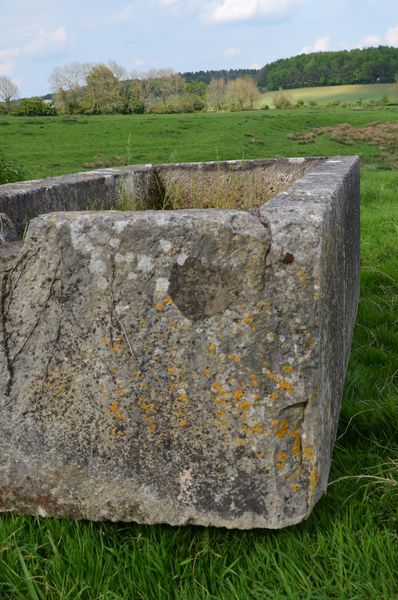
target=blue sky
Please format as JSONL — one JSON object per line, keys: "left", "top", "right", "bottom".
{"left": 1, "top": 0, "right": 398, "bottom": 97}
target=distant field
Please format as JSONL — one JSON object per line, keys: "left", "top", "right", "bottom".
{"left": 260, "top": 82, "right": 398, "bottom": 107}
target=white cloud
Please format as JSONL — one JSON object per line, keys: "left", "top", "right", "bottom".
{"left": 301, "top": 35, "right": 330, "bottom": 54}
{"left": 205, "top": 0, "right": 303, "bottom": 24}
{"left": 0, "top": 27, "right": 68, "bottom": 60}
{"left": 250, "top": 62, "right": 262, "bottom": 69}
{"left": 156, "top": 0, "right": 179, "bottom": 5}
{"left": 359, "top": 34, "right": 382, "bottom": 48}
{"left": 116, "top": 4, "right": 135, "bottom": 23}
{"left": 385, "top": 25, "right": 398, "bottom": 46}
{"left": 0, "top": 61, "right": 15, "bottom": 75}
{"left": 224, "top": 47, "right": 241, "bottom": 57}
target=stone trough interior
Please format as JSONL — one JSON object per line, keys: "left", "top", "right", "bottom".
{"left": 0, "top": 156, "right": 360, "bottom": 529}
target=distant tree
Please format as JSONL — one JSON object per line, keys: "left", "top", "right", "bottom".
{"left": 0, "top": 76, "right": 19, "bottom": 113}
{"left": 107, "top": 60, "right": 127, "bottom": 81}
{"left": 143, "top": 69, "right": 185, "bottom": 109}
{"left": 206, "top": 78, "right": 226, "bottom": 111}
{"left": 49, "top": 62, "right": 91, "bottom": 113}
{"left": 86, "top": 64, "right": 122, "bottom": 113}
{"left": 185, "top": 80, "right": 207, "bottom": 97}
{"left": 226, "top": 77, "right": 261, "bottom": 111}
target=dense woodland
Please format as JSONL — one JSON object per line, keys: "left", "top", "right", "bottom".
{"left": 258, "top": 46, "right": 398, "bottom": 89}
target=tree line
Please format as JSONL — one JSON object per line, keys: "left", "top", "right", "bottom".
{"left": 258, "top": 46, "right": 398, "bottom": 90}
{"left": 0, "top": 63, "right": 261, "bottom": 116}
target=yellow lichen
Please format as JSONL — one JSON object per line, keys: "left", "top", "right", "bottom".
{"left": 282, "top": 365, "right": 294, "bottom": 374}
{"left": 239, "top": 401, "right": 251, "bottom": 411}
{"left": 253, "top": 423, "right": 265, "bottom": 434}
{"left": 309, "top": 466, "right": 319, "bottom": 493}
{"left": 303, "top": 446, "right": 315, "bottom": 461}
{"left": 156, "top": 303, "right": 164, "bottom": 311}
{"left": 208, "top": 343, "right": 216, "bottom": 353}
{"left": 275, "top": 419, "right": 288, "bottom": 439}
{"left": 277, "top": 451, "right": 288, "bottom": 462}
{"left": 242, "top": 315, "right": 253, "bottom": 325}
{"left": 164, "top": 296, "right": 173, "bottom": 305}
{"left": 236, "top": 438, "right": 245, "bottom": 447}
{"left": 228, "top": 354, "right": 241, "bottom": 363}
{"left": 234, "top": 389, "right": 244, "bottom": 400}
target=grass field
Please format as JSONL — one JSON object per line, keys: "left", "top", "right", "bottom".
{"left": 260, "top": 82, "right": 398, "bottom": 108}
{"left": 0, "top": 108, "right": 398, "bottom": 598}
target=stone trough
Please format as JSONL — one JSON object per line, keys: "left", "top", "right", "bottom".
{"left": 0, "top": 157, "right": 360, "bottom": 529}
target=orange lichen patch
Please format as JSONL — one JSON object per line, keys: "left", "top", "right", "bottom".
{"left": 290, "top": 483, "right": 300, "bottom": 493}
{"left": 309, "top": 466, "right": 319, "bottom": 493}
{"left": 275, "top": 419, "right": 289, "bottom": 439}
{"left": 239, "top": 401, "right": 251, "bottom": 411}
{"left": 212, "top": 382, "right": 228, "bottom": 396}
{"left": 290, "top": 466, "right": 302, "bottom": 480}
{"left": 111, "top": 427, "right": 117, "bottom": 436}
{"left": 168, "top": 382, "right": 176, "bottom": 393}
{"left": 133, "top": 370, "right": 141, "bottom": 378}
{"left": 252, "top": 327, "right": 257, "bottom": 333}
{"left": 204, "top": 367, "right": 211, "bottom": 378}
{"left": 101, "top": 337, "right": 110, "bottom": 345}
{"left": 46, "top": 380, "right": 53, "bottom": 389}
{"left": 208, "top": 343, "right": 217, "bottom": 353}
{"left": 111, "top": 368, "right": 117, "bottom": 375}
{"left": 216, "top": 410, "right": 225, "bottom": 418}
{"left": 277, "top": 381, "right": 294, "bottom": 394}
{"left": 276, "top": 462, "right": 285, "bottom": 471}
{"left": 234, "top": 389, "right": 244, "bottom": 400}
{"left": 181, "top": 418, "right": 187, "bottom": 428}
{"left": 291, "top": 431, "right": 301, "bottom": 457}
{"left": 236, "top": 438, "right": 245, "bottom": 447}
{"left": 116, "top": 386, "right": 126, "bottom": 397}
{"left": 138, "top": 315, "right": 147, "bottom": 326}
{"left": 242, "top": 315, "right": 253, "bottom": 325}
{"left": 271, "top": 419, "right": 279, "bottom": 426}
{"left": 140, "top": 382, "right": 148, "bottom": 390}
{"left": 303, "top": 446, "right": 315, "bottom": 461}
{"left": 119, "top": 431, "right": 126, "bottom": 437}
{"left": 254, "top": 394, "right": 261, "bottom": 402}
{"left": 253, "top": 423, "right": 265, "bottom": 434}
{"left": 282, "top": 365, "right": 294, "bottom": 374}
{"left": 228, "top": 354, "right": 241, "bottom": 363}
{"left": 156, "top": 303, "right": 164, "bottom": 311}
{"left": 271, "top": 392, "right": 278, "bottom": 400}
{"left": 277, "top": 451, "right": 288, "bottom": 462}
{"left": 164, "top": 296, "right": 173, "bottom": 305}
{"left": 104, "top": 400, "right": 125, "bottom": 421}
{"left": 177, "top": 394, "right": 188, "bottom": 403}
{"left": 167, "top": 367, "right": 177, "bottom": 376}
{"left": 309, "top": 337, "right": 317, "bottom": 346}
{"left": 251, "top": 373, "right": 259, "bottom": 387}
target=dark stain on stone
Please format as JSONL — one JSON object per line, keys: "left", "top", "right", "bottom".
{"left": 282, "top": 252, "right": 294, "bottom": 264}
{"left": 169, "top": 257, "right": 239, "bottom": 321}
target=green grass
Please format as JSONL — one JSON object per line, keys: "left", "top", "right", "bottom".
{"left": 0, "top": 109, "right": 398, "bottom": 598}
{"left": 260, "top": 82, "right": 398, "bottom": 108}
{"left": 2, "top": 107, "right": 398, "bottom": 179}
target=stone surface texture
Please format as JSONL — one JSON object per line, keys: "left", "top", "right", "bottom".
{"left": 0, "top": 157, "right": 360, "bottom": 529}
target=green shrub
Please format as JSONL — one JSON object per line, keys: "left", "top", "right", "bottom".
{"left": 13, "top": 97, "right": 56, "bottom": 116}
{"left": 273, "top": 91, "right": 292, "bottom": 109}
{"left": 0, "top": 151, "right": 25, "bottom": 184}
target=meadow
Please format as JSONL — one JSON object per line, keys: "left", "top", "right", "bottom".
{"left": 0, "top": 108, "right": 397, "bottom": 598}
{"left": 260, "top": 82, "right": 398, "bottom": 108}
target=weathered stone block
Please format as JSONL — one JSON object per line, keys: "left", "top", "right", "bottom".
{"left": 0, "top": 157, "right": 360, "bottom": 528}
